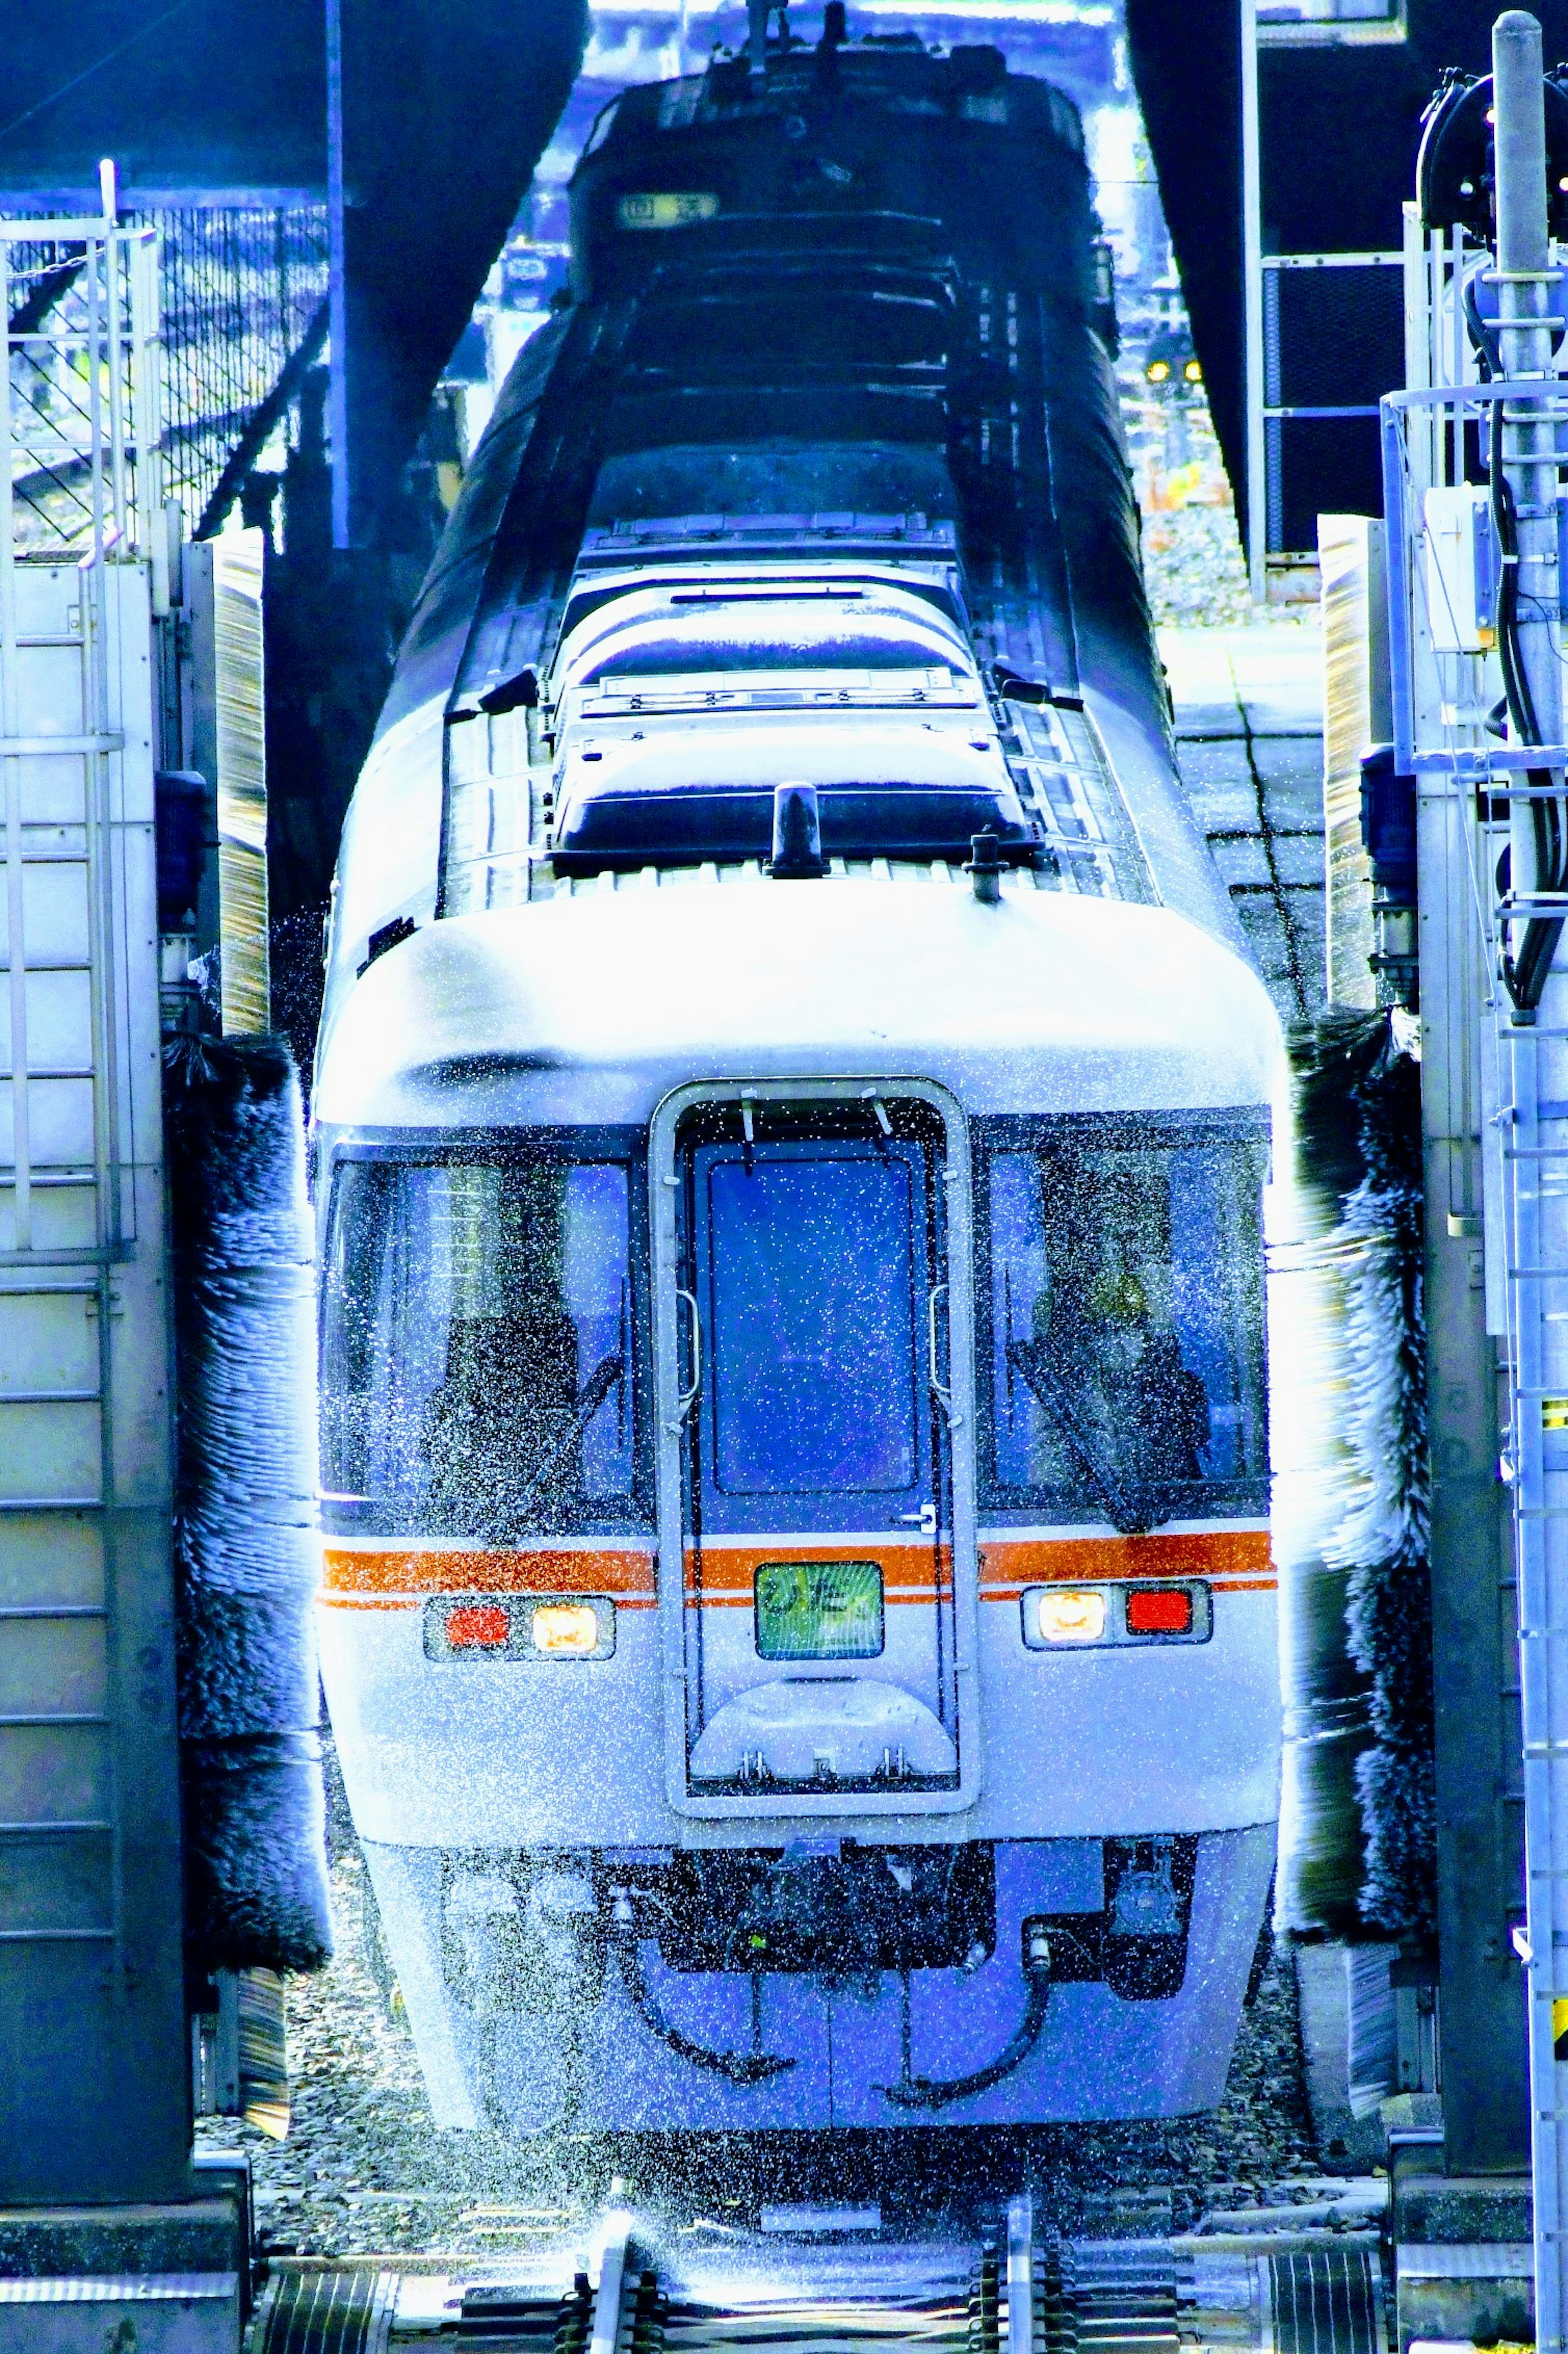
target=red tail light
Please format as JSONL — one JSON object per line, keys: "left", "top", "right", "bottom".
{"left": 1126, "top": 1587, "right": 1194, "bottom": 1637}
{"left": 445, "top": 1602, "right": 512, "bottom": 1650}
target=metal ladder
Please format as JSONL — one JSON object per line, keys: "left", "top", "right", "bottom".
{"left": 0, "top": 185, "right": 191, "bottom": 2200}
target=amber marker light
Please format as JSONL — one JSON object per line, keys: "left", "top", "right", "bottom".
{"left": 531, "top": 1603, "right": 604, "bottom": 1656}
{"left": 1035, "top": 1588, "right": 1107, "bottom": 1644}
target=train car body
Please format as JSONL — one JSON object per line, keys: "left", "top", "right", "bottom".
{"left": 313, "top": 25, "right": 1284, "bottom": 2134}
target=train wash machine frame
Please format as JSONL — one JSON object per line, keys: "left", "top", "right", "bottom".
{"left": 0, "top": 175, "right": 265, "bottom": 2347}
{"left": 1378, "top": 13, "right": 1568, "bottom": 2349}
{"left": 649, "top": 1075, "right": 982, "bottom": 1821}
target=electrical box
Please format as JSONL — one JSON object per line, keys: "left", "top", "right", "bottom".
{"left": 1424, "top": 484, "right": 1498, "bottom": 653}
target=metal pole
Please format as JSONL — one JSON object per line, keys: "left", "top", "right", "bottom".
{"left": 1241, "top": 0, "right": 1265, "bottom": 600}
{"left": 1493, "top": 12, "right": 1560, "bottom": 788}
{"left": 1492, "top": 14, "right": 1568, "bottom": 2347}
{"left": 1007, "top": 2196, "right": 1038, "bottom": 2354}
{"left": 326, "top": 0, "right": 351, "bottom": 549}
{"left": 129, "top": 229, "right": 169, "bottom": 612}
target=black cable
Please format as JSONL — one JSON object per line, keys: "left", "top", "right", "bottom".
{"left": 1489, "top": 441, "right": 1566, "bottom": 1013}
{"left": 1463, "top": 271, "right": 1501, "bottom": 381}
{"left": 1463, "top": 258, "right": 1563, "bottom": 1005}
{"left": 1493, "top": 459, "right": 1564, "bottom": 1007}
{"left": 878, "top": 1958, "right": 1051, "bottom": 2110}
{"left": 612, "top": 1925, "right": 796, "bottom": 2085}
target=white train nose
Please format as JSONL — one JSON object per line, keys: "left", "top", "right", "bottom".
{"left": 688, "top": 1677, "right": 958, "bottom": 1784}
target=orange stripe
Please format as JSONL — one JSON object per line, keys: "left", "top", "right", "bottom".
{"left": 319, "top": 1590, "right": 658, "bottom": 1615}
{"left": 321, "top": 1545, "right": 657, "bottom": 1598}
{"left": 683, "top": 1540, "right": 947, "bottom": 1604}
{"left": 321, "top": 1530, "right": 1274, "bottom": 1608}
{"left": 320, "top": 1583, "right": 1269, "bottom": 1616}
{"left": 319, "top": 1592, "right": 419, "bottom": 1612}
{"left": 981, "top": 1582, "right": 1274, "bottom": 1601}
{"left": 984, "top": 1582, "right": 1281, "bottom": 1601}
{"left": 979, "top": 1529, "right": 1272, "bottom": 1587}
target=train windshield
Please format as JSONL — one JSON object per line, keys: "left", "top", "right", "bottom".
{"left": 704, "top": 1151, "right": 921, "bottom": 1496}
{"left": 983, "top": 1127, "right": 1266, "bottom": 1523}
{"left": 321, "top": 1156, "right": 635, "bottom": 1538}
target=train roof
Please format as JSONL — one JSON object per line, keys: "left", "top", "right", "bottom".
{"left": 577, "top": 38, "right": 1088, "bottom": 175}
{"left": 313, "top": 875, "right": 1281, "bottom": 1142}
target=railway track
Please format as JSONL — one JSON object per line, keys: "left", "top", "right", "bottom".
{"left": 252, "top": 2198, "right": 1386, "bottom": 2354}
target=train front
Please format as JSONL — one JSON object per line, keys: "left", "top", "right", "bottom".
{"left": 312, "top": 24, "right": 1283, "bottom": 2137}
{"left": 314, "top": 860, "right": 1282, "bottom": 2134}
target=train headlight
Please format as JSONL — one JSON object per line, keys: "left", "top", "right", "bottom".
{"left": 1146, "top": 359, "right": 1171, "bottom": 384}
{"left": 1183, "top": 358, "right": 1203, "bottom": 384}
{"left": 1031, "top": 1587, "right": 1107, "bottom": 1644}
{"left": 531, "top": 1602, "right": 606, "bottom": 1656}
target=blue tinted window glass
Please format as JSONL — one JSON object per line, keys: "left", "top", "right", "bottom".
{"left": 707, "top": 1154, "right": 919, "bottom": 1496}
{"left": 988, "top": 1137, "right": 1264, "bottom": 1505}
{"left": 321, "top": 1158, "right": 633, "bottom": 1536}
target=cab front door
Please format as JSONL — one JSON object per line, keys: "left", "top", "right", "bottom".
{"left": 650, "top": 1080, "right": 981, "bottom": 1820}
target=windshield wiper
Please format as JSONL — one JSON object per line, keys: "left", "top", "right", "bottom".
{"left": 1005, "top": 1338, "right": 1152, "bottom": 1536}
{"left": 508, "top": 1351, "right": 625, "bottom": 1521}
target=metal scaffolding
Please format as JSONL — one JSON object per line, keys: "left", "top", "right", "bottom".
{"left": 3, "top": 185, "right": 327, "bottom": 557}
{"left": 3, "top": 176, "right": 165, "bottom": 574}
{"left": 0, "top": 178, "right": 197, "bottom": 2210}
{"left": 1380, "top": 13, "right": 1568, "bottom": 2338}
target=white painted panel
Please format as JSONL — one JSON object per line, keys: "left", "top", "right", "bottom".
{"left": 0, "top": 1400, "right": 101, "bottom": 1500}
{"left": 0, "top": 1617, "right": 107, "bottom": 1716}
{"left": 18, "top": 752, "right": 88, "bottom": 828}
{"left": 15, "top": 642, "right": 87, "bottom": 737}
{"left": 0, "top": 1289, "right": 98, "bottom": 1391}
{"left": 21, "top": 860, "right": 90, "bottom": 963}
{"left": 0, "top": 1722, "right": 109, "bottom": 1821}
{"left": 0, "top": 1513, "right": 105, "bottom": 1608}
{"left": 13, "top": 563, "right": 80, "bottom": 637}
{"left": 10, "top": 1076, "right": 97, "bottom": 1167}
{"left": 0, "top": 1182, "right": 98, "bottom": 1254}
{"left": 18, "top": 968, "right": 93, "bottom": 1077}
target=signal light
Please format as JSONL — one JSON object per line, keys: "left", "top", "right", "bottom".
{"left": 1126, "top": 1587, "right": 1194, "bottom": 1637}
{"left": 446, "top": 1602, "right": 512, "bottom": 1650}
{"left": 426, "top": 1595, "right": 616, "bottom": 1660}
{"left": 1021, "top": 1579, "right": 1209, "bottom": 1650}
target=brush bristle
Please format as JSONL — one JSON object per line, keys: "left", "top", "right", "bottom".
{"left": 1272, "top": 1009, "right": 1434, "bottom": 1944}
{"left": 165, "top": 1031, "right": 332, "bottom": 1974}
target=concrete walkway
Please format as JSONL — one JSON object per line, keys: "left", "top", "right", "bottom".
{"left": 1160, "top": 618, "right": 1326, "bottom": 1025}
